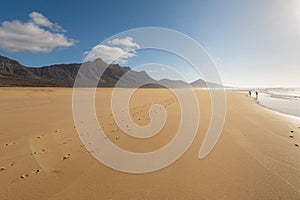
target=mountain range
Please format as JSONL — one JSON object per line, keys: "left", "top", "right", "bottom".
{"left": 0, "top": 55, "right": 222, "bottom": 88}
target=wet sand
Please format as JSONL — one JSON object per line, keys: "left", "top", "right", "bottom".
{"left": 0, "top": 88, "right": 300, "bottom": 199}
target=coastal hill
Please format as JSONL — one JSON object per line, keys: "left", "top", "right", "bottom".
{"left": 0, "top": 55, "right": 221, "bottom": 88}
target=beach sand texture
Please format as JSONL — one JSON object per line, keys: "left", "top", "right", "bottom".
{"left": 0, "top": 88, "right": 300, "bottom": 199}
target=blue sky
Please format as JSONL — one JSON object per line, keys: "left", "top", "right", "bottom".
{"left": 0, "top": 0, "right": 300, "bottom": 87}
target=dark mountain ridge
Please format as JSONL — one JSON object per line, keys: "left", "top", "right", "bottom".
{"left": 0, "top": 55, "right": 222, "bottom": 88}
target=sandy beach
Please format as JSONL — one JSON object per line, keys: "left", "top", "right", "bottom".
{"left": 0, "top": 87, "right": 300, "bottom": 199}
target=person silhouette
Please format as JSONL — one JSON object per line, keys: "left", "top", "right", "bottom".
{"left": 249, "top": 91, "right": 251, "bottom": 96}
{"left": 255, "top": 91, "right": 258, "bottom": 99}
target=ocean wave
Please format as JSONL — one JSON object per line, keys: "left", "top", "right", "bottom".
{"left": 261, "top": 88, "right": 300, "bottom": 100}
{"left": 255, "top": 88, "right": 300, "bottom": 118}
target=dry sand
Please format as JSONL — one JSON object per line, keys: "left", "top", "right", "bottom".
{"left": 0, "top": 87, "right": 300, "bottom": 199}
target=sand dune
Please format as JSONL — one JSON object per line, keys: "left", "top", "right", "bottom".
{"left": 0, "top": 88, "right": 300, "bottom": 199}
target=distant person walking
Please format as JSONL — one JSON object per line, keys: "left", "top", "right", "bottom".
{"left": 249, "top": 91, "right": 251, "bottom": 96}
{"left": 255, "top": 91, "right": 258, "bottom": 99}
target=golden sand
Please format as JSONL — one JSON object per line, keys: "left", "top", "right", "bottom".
{"left": 0, "top": 88, "right": 300, "bottom": 199}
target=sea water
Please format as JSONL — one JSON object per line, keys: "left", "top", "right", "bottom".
{"left": 250, "top": 88, "right": 300, "bottom": 118}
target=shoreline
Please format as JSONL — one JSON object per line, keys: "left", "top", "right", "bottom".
{"left": 238, "top": 89, "right": 300, "bottom": 119}
{"left": 256, "top": 99, "right": 300, "bottom": 123}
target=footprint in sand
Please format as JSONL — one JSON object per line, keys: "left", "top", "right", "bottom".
{"left": 31, "top": 150, "right": 45, "bottom": 156}
{"left": 62, "top": 141, "right": 68, "bottom": 145}
{"left": 18, "top": 170, "right": 40, "bottom": 180}
{"left": 291, "top": 130, "right": 294, "bottom": 133}
{"left": 295, "top": 144, "right": 299, "bottom": 147}
{"left": 4, "top": 142, "right": 16, "bottom": 147}
{"left": 35, "top": 135, "right": 45, "bottom": 139}
{"left": 0, "top": 167, "right": 6, "bottom": 172}
{"left": 289, "top": 135, "right": 294, "bottom": 138}
{"left": 62, "top": 153, "right": 71, "bottom": 160}
{"left": 19, "top": 174, "right": 29, "bottom": 179}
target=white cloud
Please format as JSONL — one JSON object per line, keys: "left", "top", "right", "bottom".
{"left": 29, "top": 11, "right": 65, "bottom": 32}
{"left": 84, "top": 44, "right": 136, "bottom": 64}
{"left": 0, "top": 11, "right": 75, "bottom": 53}
{"left": 108, "top": 37, "right": 140, "bottom": 48}
{"left": 84, "top": 37, "right": 140, "bottom": 64}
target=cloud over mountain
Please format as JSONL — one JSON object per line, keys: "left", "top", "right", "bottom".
{"left": 84, "top": 37, "right": 139, "bottom": 64}
{"left": 108, "top": 37, "right": 140, "bottom": 48}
